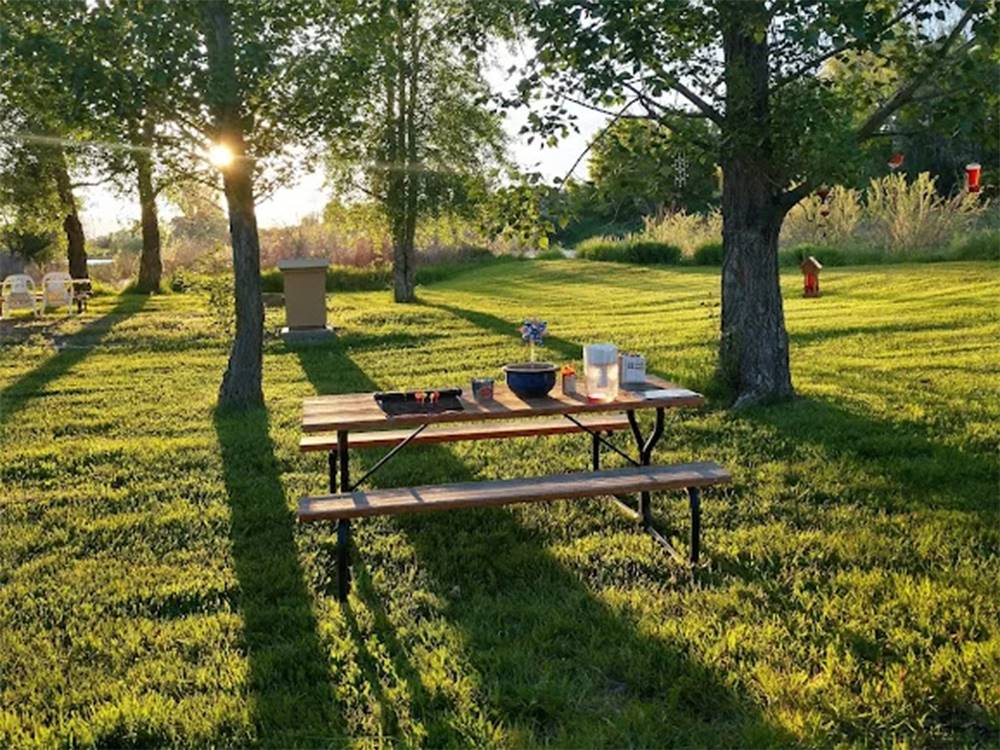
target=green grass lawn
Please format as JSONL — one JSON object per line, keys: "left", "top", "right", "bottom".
{"left": 1, "top": 260, "right": 998, "bottom": 748}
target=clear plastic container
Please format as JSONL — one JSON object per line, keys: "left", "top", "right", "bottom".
{"left": 584, "top": 344, "right": 619, "bottom": 402}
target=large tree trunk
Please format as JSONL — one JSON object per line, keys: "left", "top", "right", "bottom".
{"left": 135, "top": 119, "right": 162, "bottom": 293}
{"left": 204, "top": 0, "right": 264, "bottom": 409}
{"left": 54, "top": 150, "right": 88, "bottom": 280}
{"left": 719, "top": 7, "right": 793, "bottom": 408}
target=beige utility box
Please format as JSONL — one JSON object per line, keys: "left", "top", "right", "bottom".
{"left": 278, "top": 258, "right": 329, "bottom": 331}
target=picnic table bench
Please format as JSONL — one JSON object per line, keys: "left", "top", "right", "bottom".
{"left": 298, "top": 375, "right": 731, "bottom": 600}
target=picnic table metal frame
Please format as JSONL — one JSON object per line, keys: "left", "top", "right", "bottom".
{"left": 303, "top": 376, "right": 704, "bottom": 599}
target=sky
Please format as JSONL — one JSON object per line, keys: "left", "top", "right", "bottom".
{"left": 78, "top": 52, "right": 609, "bottom": 237}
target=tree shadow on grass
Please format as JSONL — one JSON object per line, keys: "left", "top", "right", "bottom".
{"left": 213, "top": 406, "right": 340, "bottom": 747}
{"left": 291, "top": 336, "right": 789, "bottom": 746}
{"left": 787, "top": 319, "right": 968, "bottom": 346}
{"left": 424, "top": 301, "right": 582, "bottom": 362}
{"left": 740, "top": 394, "right": 997, "bottom": 514}
{"left": 0, "top": 294, "right": 147, "bottom": 430}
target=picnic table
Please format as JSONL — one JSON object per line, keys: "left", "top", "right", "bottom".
{"left": 298, "top": 375, "right": 730, "bottom": 600}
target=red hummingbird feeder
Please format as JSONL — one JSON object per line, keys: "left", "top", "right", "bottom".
{"left": 887, "top": 152, "right": 905, "bottom": 171}
{"left": 966, "top": 163, "right": 982, "bottom": 193}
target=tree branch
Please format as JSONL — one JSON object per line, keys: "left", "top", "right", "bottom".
{"left": 855, "top": 2, "right": 979, "bottom": 142}
{"left": 557, "top": 97, "right": 639, "bottom": 186}
{"left": 621, "top": 83, "right": 716, "bottom": 150}
{"left": 773, "top": 0, "right": 924, "bottom": 88}
{"left": 559, "top": 94, "right": 656, "bottom": 121}
{"left": 69, "top": 179, "right": 114, "bottom": 190}
{"left": 646, "top": 61, "right": 725, "bottom": 127}
{"left": 621, "top": 82, "right": 709, "bottom": 120}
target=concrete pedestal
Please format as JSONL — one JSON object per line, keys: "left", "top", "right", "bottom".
{"left": 280, "top": 325, "right": 335, "bottom": 343}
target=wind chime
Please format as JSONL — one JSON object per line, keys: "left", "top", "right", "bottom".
{"left": 672, "top": 151, "right": 689, "bottom": 188}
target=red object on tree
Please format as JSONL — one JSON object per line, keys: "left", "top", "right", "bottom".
{"left": 887, "top": 152, "right": 905, "bottom": 170}
{"left": 966, "top": 163, "right": 982, "bottom": 193}
{"left": 801, "top": 256, "right": 822, "bottom": 298}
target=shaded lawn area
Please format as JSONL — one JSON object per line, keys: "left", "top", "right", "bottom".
{"left": 1, "top": 260, "right": 998, "bottom": 747}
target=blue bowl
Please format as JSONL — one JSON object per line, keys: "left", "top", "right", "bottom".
{"left": 503, "top": 362, "right": 558, "bottom": 399}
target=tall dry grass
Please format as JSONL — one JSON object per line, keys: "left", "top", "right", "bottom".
{"left": 782, "top": 186, "right": 863, "bottom": 247}
{"left": 641, "top": 209, "right": 722, "bottom": 255}
{"left": 638, "top": 172, "right": 987, "bottom": 259}
{"left": 864, "top": 172, "right": 984, "bottom": 254}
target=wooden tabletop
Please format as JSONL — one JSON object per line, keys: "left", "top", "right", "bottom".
{"left": 301, "top": 375, "right": 704, "bottom": 433}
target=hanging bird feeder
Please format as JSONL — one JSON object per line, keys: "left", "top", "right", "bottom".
{"left": 887, "top": 152, "right": 905, "bottom": 171}
{"left": 965, "top": 163, "right": 982, "bottom": 193}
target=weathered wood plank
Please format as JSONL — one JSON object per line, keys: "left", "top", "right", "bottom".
{"left": 301, "top": 376, "right": 703, "bottom": 433}
{"left": 299, "top": 414, "right": 631, "bottom": 452}
{"left": 297, "top": 462, "right": 731, "bottom": 522}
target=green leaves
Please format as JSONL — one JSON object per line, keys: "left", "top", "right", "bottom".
{"left": 588, "top": 118, "right": 719, "bottom": 218}
{"left": 517, "top": 0, "right": 995, "bottom": 203}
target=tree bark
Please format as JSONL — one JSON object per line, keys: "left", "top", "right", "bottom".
{"left": 391, "top": 6, "right": 416, "bottom": 303}
{"left": 53, "top": 150, "right": 88, "bottom": 280}
{"left": 718, "top": 7, "right": 793, "bottom": 408}
{"left": 135, "top": 119, "right": 162, "bottom": 293}
{"left": 203, "top": 0, "right": 264, "bottom": 409}
{"left": 402, "top": 12, "right": 420, "bottom": 302}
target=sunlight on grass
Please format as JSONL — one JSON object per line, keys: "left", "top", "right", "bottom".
{"left": 1, "top": 262, "right": 998, "bottom": 747}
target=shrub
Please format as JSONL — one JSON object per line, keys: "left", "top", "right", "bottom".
{"left": 328, "top": 265, "right": 393, "bottom": 291}
{"left": 167, "top": 270, "right": 196, "bottom": 293}
{"left": 576, "top": 237, "right": 625, "bottom": 262}
{"left": 641, "top": 209, "right": 722, "bottom": 255}
{"left": 535, "top": 247, "right": 566, "bottom": 260}
{"left": 205, "top": 275, "right": 235, "bottom": 335}
{"left": 260, "top": 265, "right": 392, "bottom": 293}
{"left": 257, "top": 252, "right": 508, "bottom": 294}
{"left": 692, "top": 241, "right": 723, "bottom": 265}
{"left": 577, "top": 236, "right": 682, "bottom": 265}
{"left": 949, "top": 230, "right": 1000, "bottom": 261}
{"left": 628, "top": 241, "right": 682, "bottom": 264}
{"left": 780, "top": 242, "right": 896, "bottom": 268}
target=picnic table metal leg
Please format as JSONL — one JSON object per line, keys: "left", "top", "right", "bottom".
{"left": 337, "top": 519, "right": 351, "bottom": 601}
{"left": 591, "top": 431, "right": 601, "bottom": 471}
{"left": 688, "top": 487, "right": 701, "bottom": 564}
{"left": 627, "top": 408, "right": 665, "bottom": 529}
{"left": 625, "top": 408, "right": 700, "bottom": 565}
{"left": 337, "top": 431, "right": 352, "bottom": 601}
{"left": 330, "top": 422, "right": 427, "bottom": 602}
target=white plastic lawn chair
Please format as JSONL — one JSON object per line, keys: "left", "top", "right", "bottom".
{"left": 39, "top": 271, "right": 74, "bottom": 315}
{"left": 1, "top": 274, "right": 38, "bottom": 319}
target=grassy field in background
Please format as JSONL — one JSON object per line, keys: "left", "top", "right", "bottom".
{"left": 1, "top": 261, "right": 998, "bottom": 748}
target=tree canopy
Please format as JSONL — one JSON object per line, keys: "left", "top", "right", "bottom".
{"left": 323, "top": 0, "right": 512, "bottom": 301}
